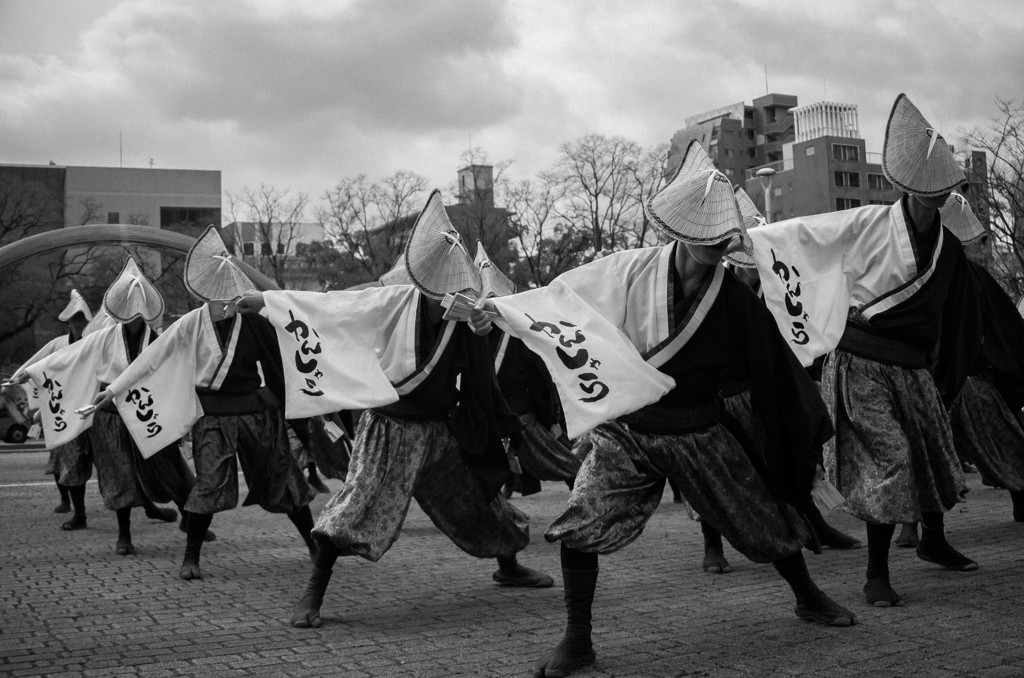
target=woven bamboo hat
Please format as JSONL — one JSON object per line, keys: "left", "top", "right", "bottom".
{"left": 723, "top": 187, "right": 763, "bottom": 268}
{"left": 184, "top": 225, "right": 254, "bottom": 301}
{"left": 882, "top": 94, "right": 966, "bottom": 197}
{"left": 402, "top": 189, "right": 481, "bottom": 299}
{"left": 940, "top": 192, "right": 986, "bottom": 244}
{"left": 474, "top": 241, "right": 516, "bottom": 298}
{"left": 58, "top": 289, "right": 93, "bottom": 322}
{"left": 645, "top": 140, "right": 744, "bottom": 245}
{"left": 379, "top": 253, "right": 413, "bottom": 286}
{"left": 103, "top": 257, "right": 164, "bottom": 324}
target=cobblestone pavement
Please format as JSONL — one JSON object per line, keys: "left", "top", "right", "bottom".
{"left": 3, "top": 455, "right": 1024, "bottom": 677}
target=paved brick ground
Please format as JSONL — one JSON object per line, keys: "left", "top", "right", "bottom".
{"left": 3, "top": 456, "right": 1024, "bottom": 677}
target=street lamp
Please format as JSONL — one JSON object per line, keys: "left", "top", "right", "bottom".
{"left": 756, "top": 167, "right": 777, "bottom": 223}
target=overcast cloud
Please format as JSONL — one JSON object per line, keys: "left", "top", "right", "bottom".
{"left": 1, "top": 0, "right": 1021, "bottom": 203}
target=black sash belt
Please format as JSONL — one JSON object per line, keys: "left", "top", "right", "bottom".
{"left": 196, "top": 390, "right": 263, "bottom": 416}
{"left": 621, "top": 400, "right": 718, "bottom": 434}
{"left": 837, "top": 322, "right": 929, "bottom": 369}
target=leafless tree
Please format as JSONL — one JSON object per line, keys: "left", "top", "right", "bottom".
{"left": 626, "top": 142, "right": 672, "bottom": 249}
{"left": 962, "top": 99, "right": 1024, "bottom": 297}
{"left": 500, "top": 172, "right": 588, "bottom": 288}
{"left": 0, "top": 175, "right": 76, "bottom": 347}
{"left": 226, "top": 184, "right": 310, "bottom": 288}
{"left": 316, "top": 171, "right": 427, "bottom": 282}
{"left": 554, "top": 134, "right": 646, "bottom": 254}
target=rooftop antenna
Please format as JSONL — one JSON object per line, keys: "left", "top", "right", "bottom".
{"left": 763, "top": 64, "right": 769, "bottom": 94}
{"left": 148, "top": 158, "right": 154, "bottom": 169}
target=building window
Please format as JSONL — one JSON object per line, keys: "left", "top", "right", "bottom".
{"left": 260, "top": 242, "right": 272, "bottom": 256}
{"left": 161, "top": 206, "right": 221, "bottom": 233}
{"left": 108, "top": 212, "right": 120, "bottom": 223}
{"left": 747, "top": 129, "right": 755, "bottom": 140}
{"left": 725, "top": 149, "right": 735, "bottom": 157}
{"left": 805, "top": 147, "right": 815, "bottom": 157}
{"left": 834, "top": 171, "right": 861, "bottom": 188}
{"left": 277, "top": 242, "right": 285, "bottom": 255}
{"left": 832, "top": 144, "right": 860, "bottom": 162}
{"left": 772, "top": 187, "right": 782, "bottom": 197}
{"left": 748, "top": 147, "right": 756, "bottom": 159}
{"left": 868, "top": 173, "right": 893, "bottom": 190}
{"left": 836, "top": 198, "right": 862, "bottom": 211}
{"left": 243, "top": 242, "right": 254, "bottom": 256}
{"left": 725, "top": 168, "right": 735, "bottom": 177}
{"left": 869, "top": 199, "right": 891, "bottom": 205}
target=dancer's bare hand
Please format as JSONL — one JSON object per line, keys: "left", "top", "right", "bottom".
{"left": 234, "top": 291, "right": 266, "bottom": 314}
{"left": 469, "top": 299, "right": 499, "bottom": 336}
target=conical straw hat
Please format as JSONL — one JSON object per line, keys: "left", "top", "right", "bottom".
{"left": 103, "top": 257, "right": 164, "bottom": 324}
{"left": 403, "top": 190, "right": 481, "bottom": 299}
{"left": 474, "top": 241, "right": 516, "bottom": 298}
{"left": 882, "top": 94, "right": 966, "bottom": 197}
{"left": 58, "top": 289, "right": 93, "bottom": 322}
{"left": 184, "top": 225, "right": 254, "bottom": 301}
{"left": 645, "top": 140, "right": 744, "bottom": 245}
{"left": 940, "top": 192, "right": 986, "bottom": 244}
{"left": 723, "top": 187, "right": 762, "bottom": 268}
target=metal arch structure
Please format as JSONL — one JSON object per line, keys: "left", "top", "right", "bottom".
{"left": 0, "top": 224, "right": 280, "bottom": 290}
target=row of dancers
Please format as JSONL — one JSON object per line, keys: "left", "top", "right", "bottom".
{"left": 9, "top": 92, "right": 1024, "bottom": 678}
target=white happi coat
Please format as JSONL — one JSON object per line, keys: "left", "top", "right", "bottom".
{"left": 749, "top": 201, "right": 945, "bottom": 366}
{"left": 490, "top": 245, "right": 707, "bottom": 438}
{"left": 24, "top": 324, "right": 155, "bottom": 449}
{"left": 103, "top": 306, "right": 252, "bottom": 457}
{"left": 13, "top": 334, "right": 73, "bottom": 414}
{"left": 263, "top": 285, "right": 461, "bottom": 419}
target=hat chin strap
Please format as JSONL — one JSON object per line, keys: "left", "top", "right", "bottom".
{"left": 126, "top": 275, "right": 147, "bottom": 304}
{"left": 925, "top": 128, "right": 940, "bottom": 160}
{"left": 703, "top": 169, "right": 727, "bottom": 199}
{"left": 443, "top": 231, "right": 469, "bottom": 257}
{"left": 212, "top": 253, "right": 249, "bottom": 296}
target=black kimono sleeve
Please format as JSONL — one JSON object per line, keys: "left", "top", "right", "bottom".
{"left": 728, "top": 276, "right": 833, "bottom": 513}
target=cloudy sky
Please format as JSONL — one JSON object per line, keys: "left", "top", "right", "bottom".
{"left": 2, "top": 0, "right": 1022, "bottom": 205}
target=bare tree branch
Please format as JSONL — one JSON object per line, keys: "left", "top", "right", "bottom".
{"left": 226, "top": 184, "right": 310, "bottom": 288}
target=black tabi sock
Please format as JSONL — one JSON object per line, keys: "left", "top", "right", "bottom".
{"left": 921, "top": 511, "right": 944, "bottom": 532}
{"left": 116, "top": 507, "right": 132, "bottom": 538}
{"left": 772, "top": 551, "right": 821, "bottom": 602}
{"left": 866, "top": 523, "right": 895, "bottom": 579}
{"left": 66, "top": 484, "right": 86, "bottom": 518}
{"left": 287, "top": 506, "right": 315, "bottom": 546}
{"left": 55, "top": 474, "right": 70, "bottom": 503}
{"left": 700, "top": 520, "right": 723, "bottom": 551}
{"left": 1012, "top": 491, "right": 1024, "bottom": 520}
{"left": 560, "top": 544, "right": 598, "bottom": 571}
{"left": 312, "top": 536, "right": 340, "bottom": 572}
{"left": 186, "top": 512, "right": 214, "bottom": 543}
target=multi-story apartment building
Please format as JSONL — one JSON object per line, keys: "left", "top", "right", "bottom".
{"left": 741, "top": 101, "right": 901, "bottom": 221}
{"left": 666, "top": 93, "right": 798, "bottom": 183}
